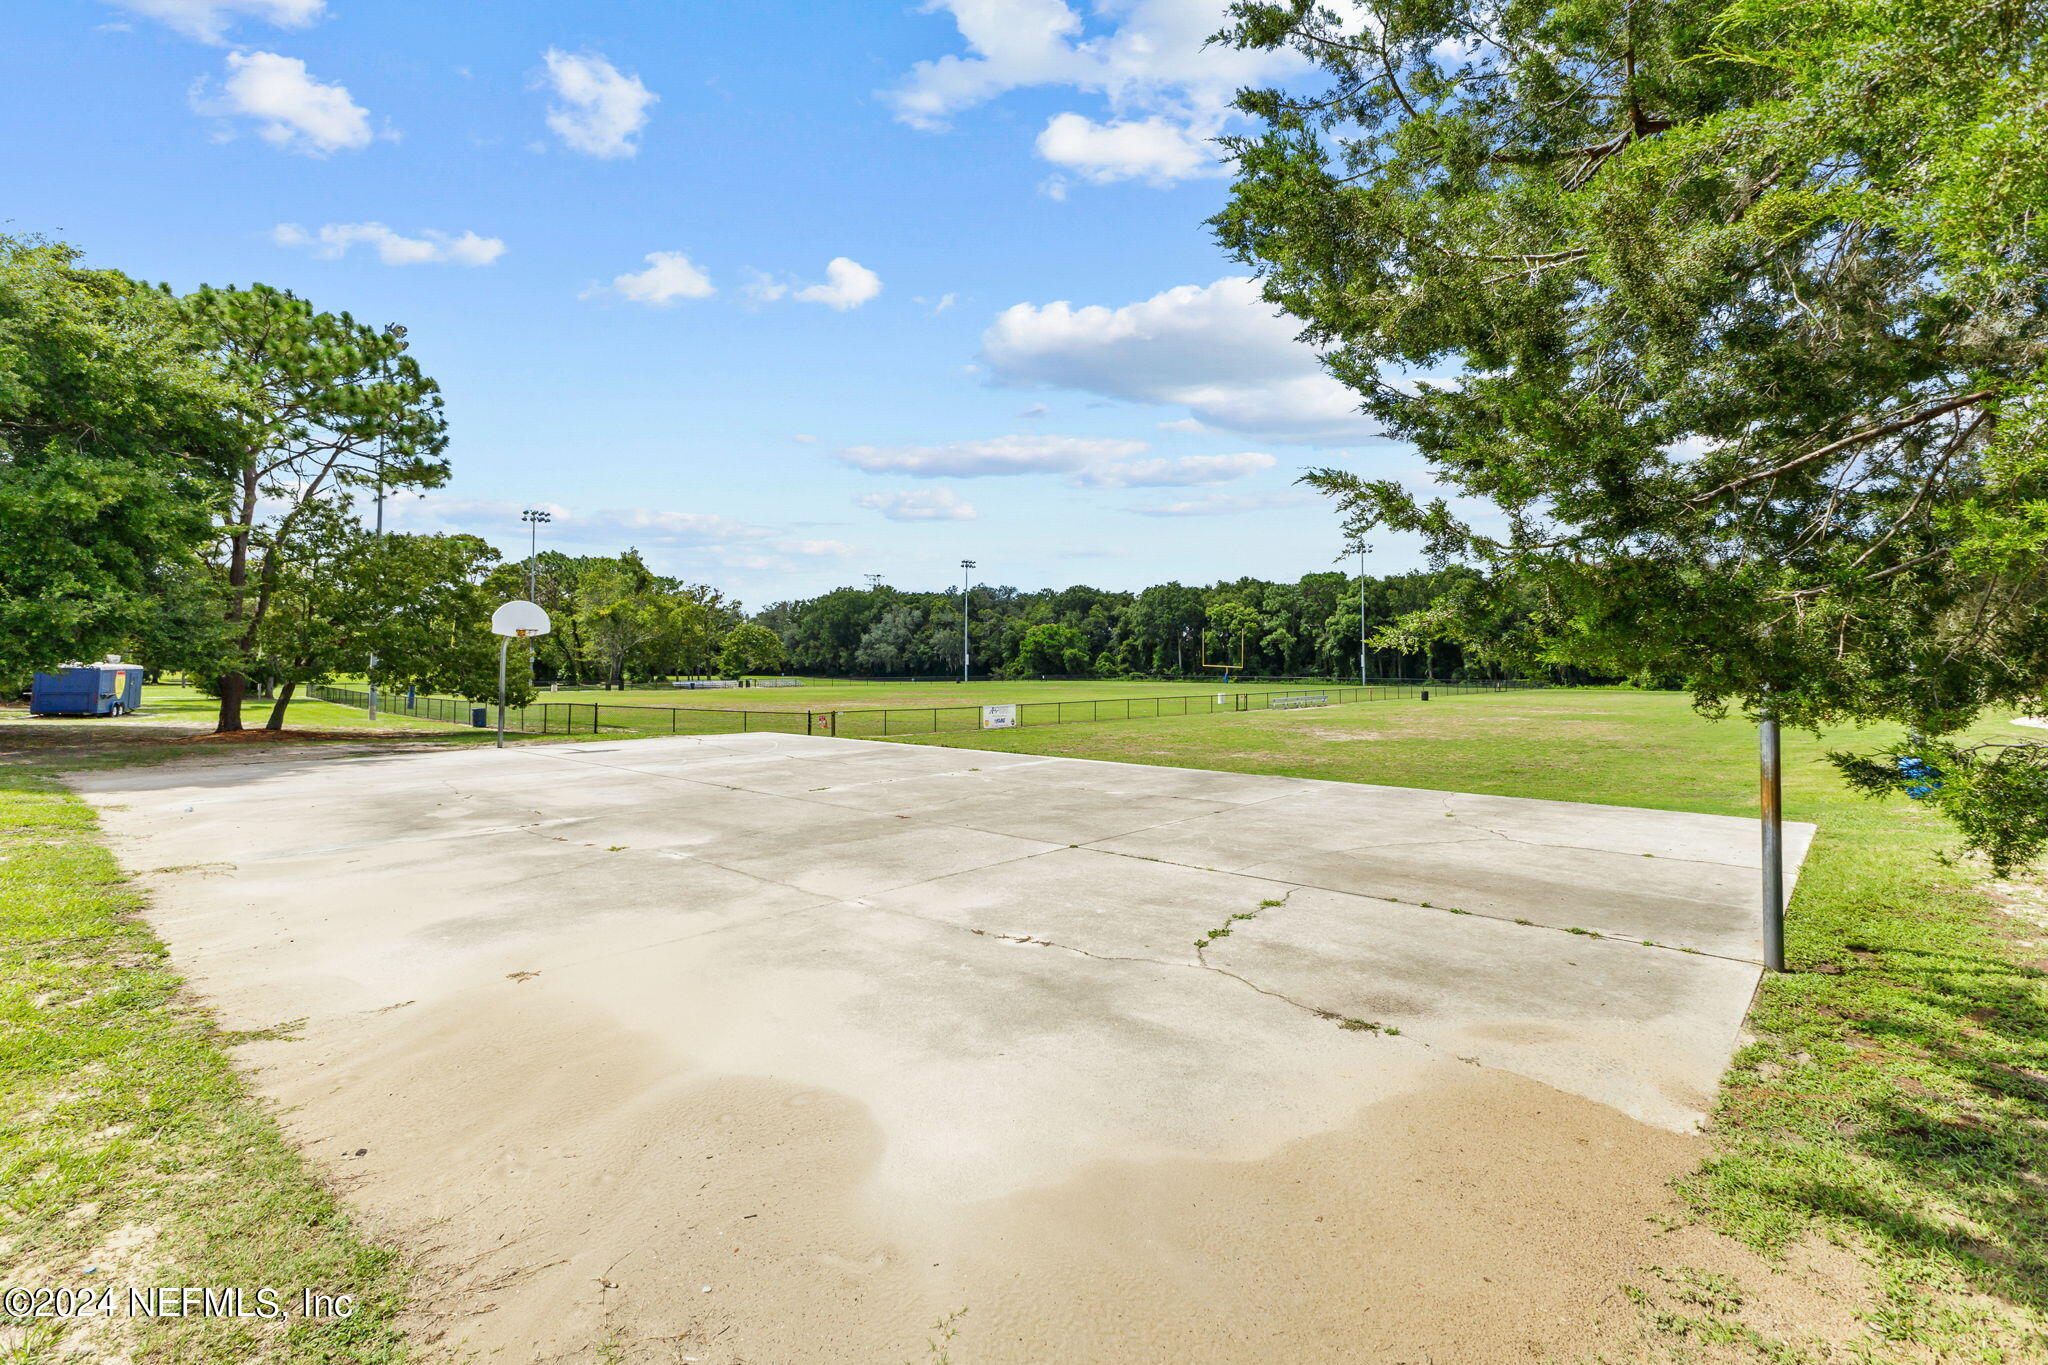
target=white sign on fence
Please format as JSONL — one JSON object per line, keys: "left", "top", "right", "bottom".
{"left": 981, "top": 703, "right": 1018, "bottom": 730}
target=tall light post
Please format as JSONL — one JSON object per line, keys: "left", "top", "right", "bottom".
{"left": 959, "top": 559, "right": 976, "bottom": 683}
{"left": 521, "top": 508, "right": 552, "bottom": 600}
{"left": 1357, "top": 546, "right": 1368, "bottom": 686}
{"left": 366, "top": 322, "right": 406, "bottom": 722}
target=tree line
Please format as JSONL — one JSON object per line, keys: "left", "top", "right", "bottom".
{"left": 751, "top": 568, "right": 1552, "bottom": 682}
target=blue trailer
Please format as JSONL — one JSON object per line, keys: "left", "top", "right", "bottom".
{"left": 30, "top": 663, "right": 145, "bottom": 717}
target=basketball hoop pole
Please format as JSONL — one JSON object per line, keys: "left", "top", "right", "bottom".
{"left": 496, "top": 637, "right": 508, "bottom": 749}
{"left": 489, "top": 601, "right": 551, "bottom": 750}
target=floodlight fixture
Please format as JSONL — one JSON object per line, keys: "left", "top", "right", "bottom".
{"left": 521, "top": 509, "right": 553, "bottom": 599}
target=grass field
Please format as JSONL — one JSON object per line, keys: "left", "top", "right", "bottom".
{"left": 0, "top": 685, "right": 498, "bottom": 771}
{"left": 314, "top": 675, "right": 1503, "bottom": 740}
{"left": 336, "top": 674, "right": 1469, "bottom": 713}
{"left": 898, "top": 687, "right": 2048, "bottom": 1359}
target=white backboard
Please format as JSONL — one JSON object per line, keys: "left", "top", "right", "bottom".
{"left": 491, "top": 600, "right": 552, "bottom": 637}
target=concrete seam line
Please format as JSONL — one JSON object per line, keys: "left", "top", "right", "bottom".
{"left": 1080, "top": 843, "right": 1768, "bottom": 969}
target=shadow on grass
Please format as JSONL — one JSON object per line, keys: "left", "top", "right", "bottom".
{"left": 1688, "top": 873, "right": 2048, "bottom": 1335}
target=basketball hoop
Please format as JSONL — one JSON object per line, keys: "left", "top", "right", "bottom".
{"left": 492, "top": 600, "right": 551, "bottom": 638}
{"left": 491, "top": 601, "right": 552, "bottom": 749}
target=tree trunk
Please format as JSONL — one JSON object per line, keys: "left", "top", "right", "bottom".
{"left": 265, "top": 679, "right": 297, "bottom": 731}
{"left": 218, "top": 672, "right": 247, "bottom": 732}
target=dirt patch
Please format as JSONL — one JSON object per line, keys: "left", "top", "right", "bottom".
{"left": 170, "top": 728, "right": 372, "bottom": 745}
{"left": 255, "top": 996, "right": 1874, "bottom": 1365}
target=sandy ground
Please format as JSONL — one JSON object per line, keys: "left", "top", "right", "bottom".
{"left": 71, "top": 734, "right": 1845, "bottom": 1363}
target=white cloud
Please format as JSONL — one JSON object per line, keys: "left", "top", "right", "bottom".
{"left": 585, "top": 250, "right": 715, "bottom": 306}
{"left": 797, "top": 257, "right": 882, "bottom": 309}
{"left": 1034, "top": 112, "right": 1216, "bottom": 185}
{"left": 856, "top": 488, "right": 978, "bottom": 522}
{"left": 751, "top": 258, "right": 883, "bottom": 310}
{"left": 887, "top": 0, "right": 1305, "bottom": 186}
{"left": 835, "top": 433, "right": 1146, "bottom": 478}
{"left": 1075, "top": 450, "right": 1275, "bottom": 487}
{"left": 194, "top": 50, "right": 371, "bottom": 154}
{"left": 789, "top": 433, "right": 820, "bottom": 444}
{"left": 385, "top": 496, "right": 849, "bottom": 574}
{"left": 1156, "top": 417, "right": 1206, "bottom": 433}
{"left": 742, "top": 272, "right": 789, "bottom": 304}
{"left": 1123, "top": 492, "right": 1313, "bottom": 517}
{"left": 271, "top": 222, "right": 504, "bottom": 266}
{"left": 981, "top": 275, "right": 1376, "bottom": 444}
{"left": 538, "top": 49, "right": 656, "bottom": 159}
{"left": 105, "top": 0, "right": 321, "bottom": 44}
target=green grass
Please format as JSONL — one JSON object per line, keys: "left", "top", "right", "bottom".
{"left": 0, "top": 765, "right": 414, "bottom": 1363}
{"left": 126, "top": 683, "right": 492, "bottom": 736}
{"left": 324, "top": 675, "right": 1464, "bottom": 741}
{"left": 451, "top": 675, "right": 1403, "bottom": 714}
{"left": 0, "top": 684, "right": 504, "bottom": 772}
{"left": 896, "top": 688, "right": 2048, "bottom": 1359}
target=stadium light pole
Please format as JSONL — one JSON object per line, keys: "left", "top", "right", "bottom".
{"left": 959, "top": 559, "right": 976, "bottom": 683}
{"left": 521, "top": 508, "right": 551, "bottom": 600}
{"left": 366, "top": 322, "right": 406, "bottom": 723}
{"left": 1357, "top": 547, "right": 1368, "bottom": 686}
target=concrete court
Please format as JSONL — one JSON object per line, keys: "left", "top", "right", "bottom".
{"left": 76, "top": 733, "right": 1815, "bottom": 1360}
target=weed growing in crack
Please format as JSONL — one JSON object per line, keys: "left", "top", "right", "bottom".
{"left": 1198, "top": 893, "right": 1288, "bottom": 949}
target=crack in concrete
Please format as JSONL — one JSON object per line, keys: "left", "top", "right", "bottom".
{"left": 860, "top": 896, "right": 1462, "bottom": 1068}
{"left": 1076, "top": 842, "right": 1765, "bottom": 968}
{"left": 1455, "top": 819, "right": 1766, "bottom": 873}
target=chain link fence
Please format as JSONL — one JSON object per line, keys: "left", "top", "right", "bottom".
{"left": 312, "top": 678, "right": 1545, "bottom": 741}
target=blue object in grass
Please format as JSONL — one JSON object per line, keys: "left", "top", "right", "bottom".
{"left": 1896, "top": 754, "right": 1942, "bottom": 800}
{"left": 29, "top": 663, "right": 144, "bottom": 717}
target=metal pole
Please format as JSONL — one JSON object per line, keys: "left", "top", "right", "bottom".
{"left": 959, "top": 559, "right": 976, "bottom": 683}
{"left": 520, "top": 509, "right": 551, "bottom": 606}
{"left": 1358, "top": 548, "right": 1367, "bottom": 686}
{"left": 367, "top": 333, "right": 394, "bottom": 724}
{"left": 366, "top": 437, "right": 379, "bottom": 720}
{"left": 1759, "top": 711, "right": 1785, "bottom": 971}
{"left": 496, "top": 638, "right": 508, "bottom": 750}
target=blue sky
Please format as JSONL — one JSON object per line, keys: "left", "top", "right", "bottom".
{"left": 8, "top": 0, "right": 1430, "bottom": 608}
